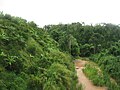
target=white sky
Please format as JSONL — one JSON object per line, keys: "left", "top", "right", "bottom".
{"left": 0, "top": 0, "right": 120, "bottom": 27}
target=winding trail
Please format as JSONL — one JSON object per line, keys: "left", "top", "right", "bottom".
{"left": 75, "top": 60, "right": 107, "bottom": 90}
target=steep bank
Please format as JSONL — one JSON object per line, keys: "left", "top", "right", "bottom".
{"left": 0, "top": 13, "right": 77, "bottom": 90}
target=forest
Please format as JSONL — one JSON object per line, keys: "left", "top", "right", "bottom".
{"left": 45, "top": 22, "right": 120, "bottom": 89}
{"left": 0, "top": 12, "right": 120, "bottom": 90}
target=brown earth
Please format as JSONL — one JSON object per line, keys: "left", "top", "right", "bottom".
{"left": 75, "top": 60, "right": 107, "bottom": 90}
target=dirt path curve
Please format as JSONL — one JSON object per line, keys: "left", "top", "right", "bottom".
{"left": 74, "top": 60, "right": 107, "bottom": 90}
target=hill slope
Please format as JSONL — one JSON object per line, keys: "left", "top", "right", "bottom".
{"left": 1, "top": 12, "right": 120, "bottom": 90}
{"left": 0, "top": 13, "right": 78, "bottom": 90}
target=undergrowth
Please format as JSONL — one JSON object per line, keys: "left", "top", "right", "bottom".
{"left": 83, "top": 62, "right": 120, "bottom": 90}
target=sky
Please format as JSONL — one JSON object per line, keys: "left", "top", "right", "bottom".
{"left": 0, "top": 0, "right": 120, "bottom": 27}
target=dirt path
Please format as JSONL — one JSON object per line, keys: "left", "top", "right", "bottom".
{"left": 75, "top": 60, "right": 107, "bottom": 90}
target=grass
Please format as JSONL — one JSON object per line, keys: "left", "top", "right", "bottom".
{"left": 83, "top": 62, "right": 120, "bottom": 90}
{"left": 83, "top": 63, "right": 106, "bottom": 86}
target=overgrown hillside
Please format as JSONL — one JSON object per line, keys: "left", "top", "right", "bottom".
{"left": 0, "top": 13, "right": 78, "bottom": 90}
{"left": 45, "top": 23, "right": 120, "bottom": 89}
{"left": 1, "top": 12, "right": 120, "bottom": 90}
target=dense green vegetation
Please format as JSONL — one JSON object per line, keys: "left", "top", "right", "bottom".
{"left": 1, "top": 12, "right": 120, "bottom": 90}
{"left": 0, "top": 12, "right": 79, "bottom": 90}
{"left": 45, "top": 22, "right": 120, "bottom": 89}
{"left": 83, "top": 62, "right": 119, "bottom": 90}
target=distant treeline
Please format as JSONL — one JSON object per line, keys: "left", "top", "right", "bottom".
{"left": 45, "top": 22, "right": 120, "bottom": 88}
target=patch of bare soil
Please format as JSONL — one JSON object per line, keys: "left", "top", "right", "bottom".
{"left": 75, "top": 60, "right": 107, "bottom": 90}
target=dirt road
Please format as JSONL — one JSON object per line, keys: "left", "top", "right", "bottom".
{"left": 75, "top": 60, "right": 107, "bottom": 90}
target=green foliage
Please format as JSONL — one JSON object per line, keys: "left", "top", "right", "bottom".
{"left": 0, "top": 72, "right": 27, "bottom": 90}
{"left": 108, "top": 40, "right": 120, "bottom": 56}
{"left": 83, "top": 62, "right": 120, "bottom": 90}
{"left": 46, "top": 23, "right": 120, "bottom": 57}
{"left": 27, "top": 46, "right": 36, "bottom": 55}
{"left": 46, "top": 23, "right": 120, "bottom": 88}
{"left": 27, "top": 75, "right": 42, "bottom": 90}
{"left": 44, "top": 63, "right": 72, "bottom": 90}
{"left": 0, "top": 13, "right": 77, "bottom": 90}
{"left": 83, "top": 63, "right": 106, "bottom": 86}
{"left": 91, "top": 54, "right": 120, "bottom": 85}
{"left": 80, "top": 44, "right": 94, "bottom": 57}
{"left": 1, "top": 11, "right": 120, "bottom": 89}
